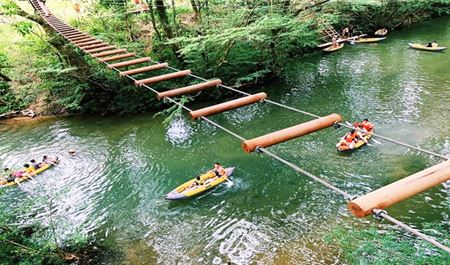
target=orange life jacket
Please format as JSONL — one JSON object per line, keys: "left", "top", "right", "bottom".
{"left": 345, "top": 132, "right": 358, "bottom": 143}
{"left": 361, "top": 121, "right": 374, "bottom": 131}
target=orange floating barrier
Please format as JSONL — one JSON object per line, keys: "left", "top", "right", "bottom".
{"left": 78, "top": 40, "right": 103, "bottom": 47}
{"left": 157, "top": 79, "right": 222, "bottom": 100}
{"left": 189, "top": 92, "right": 266, "bottom": 119}
{"left": 134, "top": 70, "right": 191, "bottom": 86}
{"left": 85, "top": 46, "right": 117, "bottom": 53}
{"left": 241, "top": 113, "right": 342, "bottom": 152}
{"left": 99, "top": 53, "right": 136, "bottom": 63}
{"left": 348, "top": 159, "right": 450, "bottom": 217}
{"left": 119, "top": 63, "right": 168, "bottom": 76}
{"left": 92, "top": 49, "right": 126, "bottom": 58}
{"left": 107, "top": 57, "right": 151, "bottom": 69}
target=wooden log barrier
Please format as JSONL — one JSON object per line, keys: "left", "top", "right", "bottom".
{"left": 72, "top": 37, "right": 96, "bottom": 44}
{"left": 348, "top": 159, "right": 450, "bottom": 217}
{"left": 134, "top": 70, "right": 191, "bottom": 86}
{"left": 241, "top": 113, "right": 342, "bottom": 152}
{"left": 92, "top": 49, "right": 127, "bottom": 58}
{"left": 190, "top": 92, "right": 267, "bottom": 119}
{"left": 85, "top": 46, "right": 116, "bottom": 53}
{"left": 78, "top": 40, "right": 103, "bottom": 47}
{"left": 119, "top": 63, "right": 168, "bottom": 76}
{"left": 157, "top": 79, "right": 222, "bottom": 100}
{"left": 99, "top": 53, "right": 136, "bottom": 63}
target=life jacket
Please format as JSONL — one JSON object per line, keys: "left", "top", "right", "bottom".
{"left": 195, "top": 178, "right": 204, "bottom": 185}
{"left": 361, "top": 121, "right": 374, "bottom": 131}
{"left": 345, "top": 132, "right": 358, "bottom": 143}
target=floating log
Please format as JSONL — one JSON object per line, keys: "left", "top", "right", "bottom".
{"left": 92, "top": 49, "right": 126, "bottom": 58}
{"left": 85, "top": 46, "right": 117, "bottom": 53}
{"left": 99, "top": 53, "right": 136, "bottom": 63}
{"left": 241, "top": 113, "right": 342, "bottom": 152}
{"left": 72, "top": 37, "right": 96, "bottom": 44}
{"left": 107, "top": 57, "right": 151, "bottom": 69}
{"left": 348, "top": 159, "right": 450, "bottom": 217}
{"left": 157, "top": 79, "right": 222, "bottom": 100}
{"left": 81, "top": 43, "right": 109, "bottom": 50}
{"left": 134, "top": 70, "right": 191, "bottom": 86}
{"left": 190, "top": 92, "right": 267, "bottom": 119}
{"left": 78, "top": 40, "right": 103, "bottom": 47}
{"left": 119, "top": 63, "right": 168, "bottom": 76}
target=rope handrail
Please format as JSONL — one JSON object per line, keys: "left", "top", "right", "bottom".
{"left": 28, "top": 0, "right": 450, "bottom": 254}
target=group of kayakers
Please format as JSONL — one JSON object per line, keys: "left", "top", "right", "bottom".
{"left": 337, "top": 119, "right": 374, "bottom": 150}
{"left": 0, "top": 155, "right": 58, "bottom": 185}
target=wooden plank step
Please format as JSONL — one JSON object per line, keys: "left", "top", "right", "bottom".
{"left": 78, "top": 40, "right": 103, "bottom": 47}
{"left": 72, "top": 37, "right": 96, "bottom": 44}
{"left": 119, "top": 63, "right": 168, "bottom": 76}
{"left": 134, "top": 70, "right": 191, "bottom": 86}
{"left": 107, "top": 57, "right": 151, "bottom": 69}
{"left": 69, "top": 35, "right": 93, "bottom": 41}
{"left": 82, "top": 43, "right": 109, "bottom": 50}
{"left": 100, "top": 53, "right": 136, "bottom": 63}
{"left": 85, "top": 46, "right": 116, "bottom": 53}
{"left": 157, "top": 79, "right": 222, "bottom": 100}
{"left": 92, "top": 49, "right": 127, "bottom": 58}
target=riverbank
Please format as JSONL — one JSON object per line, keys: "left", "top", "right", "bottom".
{"left": 1, "top": 0, "right": 449, "bottom": 117}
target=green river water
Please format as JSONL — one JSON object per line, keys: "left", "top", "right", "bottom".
{"left": 1, "top": 17, "right": 450, "bottom": 264}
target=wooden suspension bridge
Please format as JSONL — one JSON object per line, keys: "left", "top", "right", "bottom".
{"left": 27, "top": 0, "right": 450, "bottom": 253}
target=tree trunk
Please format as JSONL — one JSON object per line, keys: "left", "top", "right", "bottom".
{"left": 155, "top": 0, "right": 174, "bottom": 39}
{"left": 0, "top": 72, "right": 12, "bottom": 82}
{"left": 190, "top": 0, "right": 200, "bottom": 18}
{"left": 146, "top": 0, "right": 162, "bottom": 41}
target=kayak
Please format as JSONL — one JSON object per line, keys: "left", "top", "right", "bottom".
{"left": 337, "top": 130, "right": 373, "bottom": 152}
{"left": 354, "top": 37, "right": 387, "bottom": 43}
{"left": 0, "top": 163, "right": 53, "bottom": 187}
{"left": 408, "top": 43, "right": 447, "bottom": 51}
{"left": 165, "top": 167, "right": 235, "bottom": 200}
{"left": 323, "top": 43, "right": 344, "bottom": 52}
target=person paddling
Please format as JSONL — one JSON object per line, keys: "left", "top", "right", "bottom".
{"left": 212, "top": 162, "right": 226, "bottom": 177}
{"left": 338, "top": 129, "right": 360, "bottom": 149}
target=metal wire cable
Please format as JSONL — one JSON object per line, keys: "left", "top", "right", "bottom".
{"left": 373, "top": 209, "right": 450, "bottom": 254}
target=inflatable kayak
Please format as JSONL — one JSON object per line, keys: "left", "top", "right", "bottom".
{"left": 355, "top": 37, "right": 387, "bottom": 43}
{"left": 408, "top": 43, "right": 447, "bottom": 51}
{"left": 165, "top": 167, "right": 234, "bottom": 200}
{"left": 337, "top": 130, "right": 373, "bottom": 152}
{"left": 323, "top": 43, "right": 344, "bottom": 52}
{"left": 0, "top": 163, "right": 53, "bottom": 187}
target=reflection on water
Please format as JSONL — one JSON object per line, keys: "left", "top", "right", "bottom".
{"left": 1, "top": 17, "right": 449, "bottom": 264}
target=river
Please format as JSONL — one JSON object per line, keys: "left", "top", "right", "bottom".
{"left": 1, "top": 17, "right": 449, "bottom": 264}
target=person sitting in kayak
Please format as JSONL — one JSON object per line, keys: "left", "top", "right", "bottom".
{"left": 212, "top": 163, "right": 226, "bottom": 177}
{"left": 42, "top": 155, "right": 58, "bottom": 164}
{"left": 338, "top": 130, "right": 360, "bottom": 149}
{"left": 188, "top": 176, "right": 204, "bottom": 189}
{"left": 30, "top": 159, "right": 41, "bottom": 170}
{"left": 360, "top": 119, "right": 374, "bottom": 132}
{"left": 0, "top": 167, "right": 14, "bottom": 185}
{"left": 331, "top": 36, "right": 339, "bottom": 48}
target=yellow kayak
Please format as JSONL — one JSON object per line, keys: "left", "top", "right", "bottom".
{"left": 323, "top": 43, "right": 344, "bottom": 52}
{"left": 165, "top": 167, "right": 234, "bottom": 200}
{"left": 0, "top": 163, "right": 53, "bottom": 187}
{"left": 337, "top": 130, "right": 373, "bottom": 152}
{"left": 408, "top": 43, "right": 447, "bottom": 51}
{"left": 355, "top": 37, "right": 387, "bottom": 43}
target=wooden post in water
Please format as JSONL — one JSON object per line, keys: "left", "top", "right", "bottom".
{"left": 348, "top": 159, "right": 450, "bottom": 217}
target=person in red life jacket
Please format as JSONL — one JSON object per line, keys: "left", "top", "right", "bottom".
{"left": 360, "top": 118, "right": 374, "bottom": 132}
{"left": 338, "top": 129, "right": 360, "bottom": 149}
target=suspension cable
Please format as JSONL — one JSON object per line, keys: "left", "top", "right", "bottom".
{"left": 373, "top": 209, "right": 450, "bottom": 254}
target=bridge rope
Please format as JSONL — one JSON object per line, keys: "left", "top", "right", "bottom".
{"left": 27, "top": 0, "right": 450, "bottom": 254}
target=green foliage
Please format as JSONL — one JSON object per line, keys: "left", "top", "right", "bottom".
{"left": 153, "top": 96, "right": 190, "bottom": 126}
{"left": 325, "top": 224, "right": 450, "bottom": 264}
{"left": 12, "top": 21, "right": 34, "bottom": 37}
